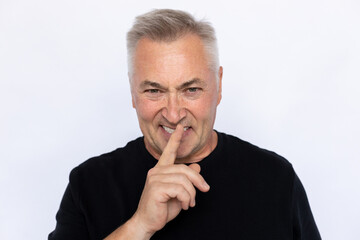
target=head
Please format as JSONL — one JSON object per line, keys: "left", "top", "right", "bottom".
{"left": 127, "top": 9, "right": 219, "bottom": 81}
{"left": 127, "top": 9, "right": 223, "bottom": 163}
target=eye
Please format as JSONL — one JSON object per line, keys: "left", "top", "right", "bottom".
{"left": 145, "top": 89, "right": 160, "bottom": 94}
{"left": 186, "top": 87, "right": 200, "bottom": 93}
{"left": 184, "top": 87, "right": 202, "bottom": 98}
{"left": 144, "top": 88, "right": 163, "bottom": 99}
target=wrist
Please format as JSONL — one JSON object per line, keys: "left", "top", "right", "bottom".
{"left": 104, "top": 214, "right": 154, "bottom": 240}
{"left": 126, "top": 213, "right": 154, "bottom": 240}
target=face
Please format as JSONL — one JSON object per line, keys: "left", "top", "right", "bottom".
{"left": 130, "top": 34, "right": 223, "bottom": 163}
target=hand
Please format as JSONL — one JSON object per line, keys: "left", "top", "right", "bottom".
{"left": 132, "top": 124, "right": 210, "bottom": 237}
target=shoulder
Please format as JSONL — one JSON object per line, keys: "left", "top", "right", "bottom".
{"left": 69, "top": 137, "right": 145, "bottom": 182}
{"left": 217, "top": 131, "right": 294, "bottom": 177}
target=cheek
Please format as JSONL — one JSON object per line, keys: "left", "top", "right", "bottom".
{"left": 135, "top": 97, "right": 162, "bottom": 122}
{"left": 188, "top": 95, "right": 218, "bottom": 121}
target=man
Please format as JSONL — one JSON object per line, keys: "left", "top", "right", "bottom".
{"left": 49, "top": 9, "right": 321, "bottom": 240}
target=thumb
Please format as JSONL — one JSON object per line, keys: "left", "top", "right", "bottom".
{"left": 188, "top": 163, "right": 201, "bottom": 173}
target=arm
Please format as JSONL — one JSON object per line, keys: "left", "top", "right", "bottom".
{"left": 48, "top": 180, "right": 89, "bottom": 240}
{"left": 104, "top": 125, "right": 210, "bottom": 239}
{"left": 104, "top": 216, "right": 152, "bottom": 240}
{"left": 51, "top": 125, "right": 209, "bottom": 240}
{"left": 292, "top": 173, "right": 322, "bottom": 240}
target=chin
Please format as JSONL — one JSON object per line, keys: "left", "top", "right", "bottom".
{"left": 175, "top": 152, "right": 190, "bottom": 159}
{"left": 174, "top": 145, "right": 196, "bottom": 161}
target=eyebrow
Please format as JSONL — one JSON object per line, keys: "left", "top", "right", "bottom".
{"left": 140, "top": 78, "right": 205, "bottom": 90}
{"left": 177, "top": 78, "right": 205, "bottom": 90}
{"left": 140, "top": 80, "right": 165, "bottom": 89}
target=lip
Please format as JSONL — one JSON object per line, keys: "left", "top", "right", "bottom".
{"left": 160, "top": 125, "right": 192, "bottom": 139}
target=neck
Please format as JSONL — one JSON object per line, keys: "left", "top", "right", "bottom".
{"left": 145, "top": 130, "right": 218, "bottom": 164}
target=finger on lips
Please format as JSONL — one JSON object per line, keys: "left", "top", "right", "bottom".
{"left": 149, "top": 123, "right": 209, "bottom": 211}
{"left": 157, "top": 124, "right": 184, "bottom": 166}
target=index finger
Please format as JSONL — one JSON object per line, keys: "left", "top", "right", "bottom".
{"left": 156, "top": 124, "right": 184, "bottom": 166}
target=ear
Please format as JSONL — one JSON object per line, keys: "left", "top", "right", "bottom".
{"left": 217, "top": 66, "right": 223, "bottom": 106}
{"left": 128, "top": 73, "right": 136, "bottom": 109}
{"left": 132, "top": 96, "right": 136, "bottom": 109}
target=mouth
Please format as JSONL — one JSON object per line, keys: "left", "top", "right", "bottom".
{"left": 161, "top": 125, "right": 190, "bottom": 134}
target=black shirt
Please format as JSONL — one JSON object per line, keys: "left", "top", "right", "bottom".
{"left": 49, "top": 131, "right": 321, "bottom": 239}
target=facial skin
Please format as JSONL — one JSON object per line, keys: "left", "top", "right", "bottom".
{"left": 130, "top": 34, "right": 223, "bottom": 163}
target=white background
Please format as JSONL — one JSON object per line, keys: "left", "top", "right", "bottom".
{"left": 1, "top": 0, "right": 359, "bottom": 239}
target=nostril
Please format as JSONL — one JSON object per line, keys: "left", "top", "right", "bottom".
{"left": 179, "top": 108, "right": 187, "bottom": 118}
{"left": 161, "top": 107, "right": 168, "bottom": 116}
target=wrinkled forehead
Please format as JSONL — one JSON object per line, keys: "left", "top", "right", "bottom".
{"left": 131, "top": 35, "right": 212, "bottom": 81}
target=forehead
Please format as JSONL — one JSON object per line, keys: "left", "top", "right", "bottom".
{"left": 135, "top": 34, "right": 207, "bottom": 59}
{"left": 132, "top": 34, "right": 211, "bottom": 82}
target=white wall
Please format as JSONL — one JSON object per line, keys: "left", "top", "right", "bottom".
{"left": 0, "top": 0, "right": 359, "bottom": 239}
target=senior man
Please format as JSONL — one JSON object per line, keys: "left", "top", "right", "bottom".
{"left": 49, "top": 9, "right": 321, "bottom": 240}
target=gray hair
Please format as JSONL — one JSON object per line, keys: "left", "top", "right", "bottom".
{"left": 127, "top": 9, "right": 219, "bottom": 79}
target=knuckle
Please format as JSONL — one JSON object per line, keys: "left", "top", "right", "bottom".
{"left": 174, "top": 184, "right": 184, "bottom": 192}
{"left": 176, "top": 173, "right": 188, "bottom": 182}
{"left": 147, "top": 175, "right": 155, "bottom": 185}
{"left": 179, "top": 185, "right": 189, "bottom": 196}
{"left": 146, "top": 172, "right": 160, "bottom": 186}
{"left": 183, "top": 191, "right": 191, "bottom": 202}
{"left": 190, "top": 185, "right": 196, "bottom": 195}
{"left": 179, "top": 164, "right": 189, "bottom": 172}
{"left": 147, "top": 168, "right": 157, "bottom": 177}
{"left": 178, "top": 165, "right": 198, "bottom": 179}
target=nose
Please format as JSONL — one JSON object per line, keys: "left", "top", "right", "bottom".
{"left": 161, "top": 92, "right": 186, "bottom": 124}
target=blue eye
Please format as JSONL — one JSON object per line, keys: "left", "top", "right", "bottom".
{"left": 146, "top": 89, "right": 160, "bottom": 93}
{"left": 187, "top": 88, "right": 198, "bottom": 93}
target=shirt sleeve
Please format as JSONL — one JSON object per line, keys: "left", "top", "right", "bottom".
{"left": 292, "top": 173, "right": 322, "bottom": 240}
{"left": 48, "top": 168, "right": 90, "bottom": 240}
